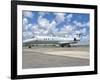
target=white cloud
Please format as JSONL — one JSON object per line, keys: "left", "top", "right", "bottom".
{"left": 75, "top": 30, "right": 81, "bottom": 34}
{"left": 32, "top": 24, "right": 39, "bottom": 31}
{"left": 38, "top": 12, "right": 49, "bottom": 17}
{"left": 60, "top": 25, "right": 74, "bottom": 34}
{"left": 22, "top": 17, "right": 34, "bottom": 39}
{"left": 38, "top": 12, "right": 45, "bottom": 16}
{"left": 73, "top": 21, "right": 83, "bottom": 27}
{"left": 33, "top": 18, "right": 48, "bottom": 35}
{"left": 23, "top": 31, "right": 33, "bottom": 39}
{"left": 50, "top": 21, "right": 57, "bottom": 31}
{"left": 23, "top": 23, "right": 33, "bottom": 32}
{"left": 30, "top": 24, "right": 41, "bottom": 36}
{"left": 49, "top": 20, "right": 57, "bottom": 31}
{"left": 80, "top": 28, "right": 87, "bottom": 34}
{"left": 66, "top": 14, "right": 73, "bottom": 22}
{"left": 84, "top": 21, "right": 90, "bottom": 27}
{"left": 82, "top": 34, "right": 89, "bottom": 41}
{"left": 37, "top": 16, "right": 50, "bottom": 30}
{"left": 73, "top": 21, "right": 90, "bottom": 28}
{"left": 23, "top": 18, "right": 28, "bottom": 26}
{"left": 43, "top": 30, "right": 49, "bottom": 35}
{"left": 55, "top": 24, "right": 76, "bottom": 37}
{"left": 54, "top": 13, "right": 66, "bottom": 24}
{"left": 23, "top": 11, "right": 34, "bottom": 19}
{"left": 37, "top": 16, "right": 58, "bottom": 36}
{"left": 67, "top": 14, "right": 73, "bottom": 19}
{"left": 22, "top": 12, "right": 89, "bottom": 42}
{"left": 65, "top": 25, "right": 74, "bottom": 32}
{"left": 50, "top": 20, "right": 56, "bottom": 28}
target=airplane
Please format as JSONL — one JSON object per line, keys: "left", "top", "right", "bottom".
{"left": 23, "top": 33, "right": 81, "bottom": 48}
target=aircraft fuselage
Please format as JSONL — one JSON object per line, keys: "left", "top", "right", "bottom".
{"left": 23, "top": 36, "right": 80, "bottom": 47}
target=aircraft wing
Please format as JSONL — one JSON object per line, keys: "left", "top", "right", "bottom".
{"left": 58, "top": 41, "right": 70, "bottom": 44}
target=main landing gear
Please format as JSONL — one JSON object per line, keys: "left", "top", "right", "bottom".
{"left": 60, "top": 44, "right": 71, "bottom": 47}
{"left": 28, "top": 45, "right": 32, "bottom": 48}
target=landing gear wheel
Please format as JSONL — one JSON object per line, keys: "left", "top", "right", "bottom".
{"left": 60, "top": 44, "right": 64, "bottom": 47}
{"left": 68, "top": 44, "right": 71, "bottom": 47}
{"left": 28, "top": 45, "right": 32, "bottom": 48}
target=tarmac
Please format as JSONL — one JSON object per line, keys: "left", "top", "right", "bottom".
{"left": 22, "top": 46, "right": 89, "bottom": 69}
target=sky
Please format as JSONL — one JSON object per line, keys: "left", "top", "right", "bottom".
{"left": 22, "top": 11, "right": 90, "bottom": 44}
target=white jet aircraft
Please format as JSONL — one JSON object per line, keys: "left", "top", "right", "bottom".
{"left": 23, "top": 33, "right": 81, "bottom": 48}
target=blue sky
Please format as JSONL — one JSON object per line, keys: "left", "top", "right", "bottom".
{"left": 22, "top": 11, "right": 90, "bottom": 44}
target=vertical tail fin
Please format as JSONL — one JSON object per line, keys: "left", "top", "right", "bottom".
{"left": 74, "top": 33, "right": 82, "bottom": 41}
{"left": 75, "top": 33, "right": 82, "bottom": 38}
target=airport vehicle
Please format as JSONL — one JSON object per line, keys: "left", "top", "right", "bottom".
{"left": 23, "top": 33, "right": 81, "bottom": 48}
